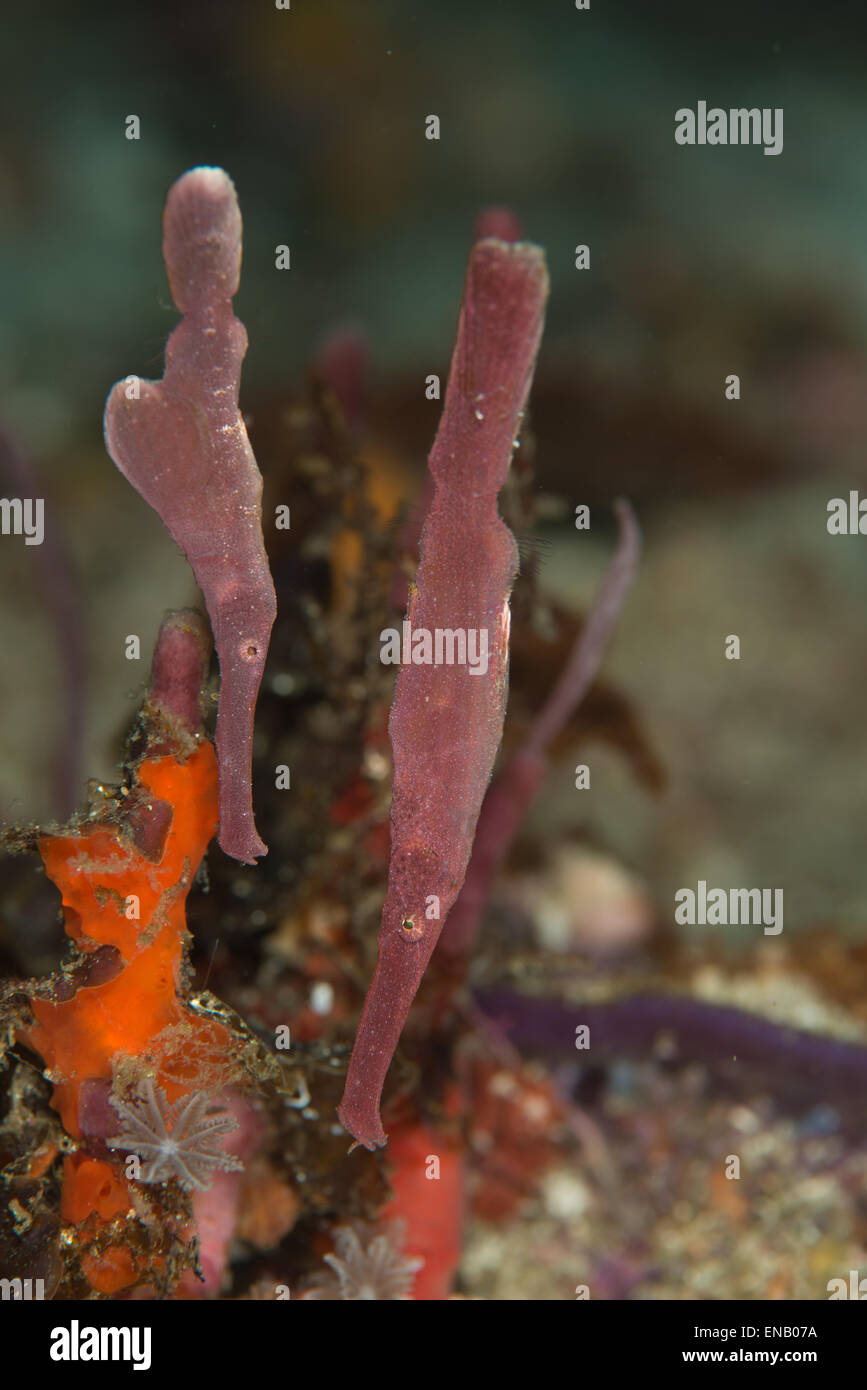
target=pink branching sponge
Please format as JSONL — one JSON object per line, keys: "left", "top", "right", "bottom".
{"left": 338, "top": 237, "right": 550, "bottom": 1149}
{"left": 104, "top": 167, "right": 276, "bottom": 864}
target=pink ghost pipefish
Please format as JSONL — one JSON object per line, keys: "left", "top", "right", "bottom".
{"left": 339, "top": 235, "right": 550, "bottom": 1149}
{"left": 104, "top": 167, "right": 276, "bottom": 864}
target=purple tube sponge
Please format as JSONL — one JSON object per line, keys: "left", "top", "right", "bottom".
{"left": 146, "top": 608, "right": 212, "bottom": 741}
{"left": 439, "top": 498, "right": 641, "bottom": 962}
{"left": 104, "top": 167, "right": 276, "bottom": 864}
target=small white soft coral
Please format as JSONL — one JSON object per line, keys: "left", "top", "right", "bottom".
{"left": 107, "top": 1075, "right": 244, "bottom": 1192}
{"left": 306, "top": 1223, "right": 424, "bottom": 1300}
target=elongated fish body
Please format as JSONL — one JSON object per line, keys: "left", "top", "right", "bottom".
{"left": 339, "top": 237, "right": 549, "bottom": 1149}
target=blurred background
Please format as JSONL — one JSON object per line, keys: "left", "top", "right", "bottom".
{"left": 4, "top": 0, "right": 867, "bottom": 1302}
{"left": 2, "top": 0, "right": 867, "bottom": 938}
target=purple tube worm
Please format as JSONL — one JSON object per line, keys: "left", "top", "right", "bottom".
{"left": 338, "top": 237, "right": 550, "bottom": 1148}
{"left": 104, "top": 167, "right": 276, "bottom": 863}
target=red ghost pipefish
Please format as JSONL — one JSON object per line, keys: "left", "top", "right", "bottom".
{"left": 104, "top": 167, "right": 276, "bottom": 864}
{"left": 339, "top": 236, "right": 549, "bottom": 1148}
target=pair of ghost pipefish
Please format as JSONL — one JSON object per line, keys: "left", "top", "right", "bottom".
{"left": 101, "top": 166, "right": 638, "bottom": 1152}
